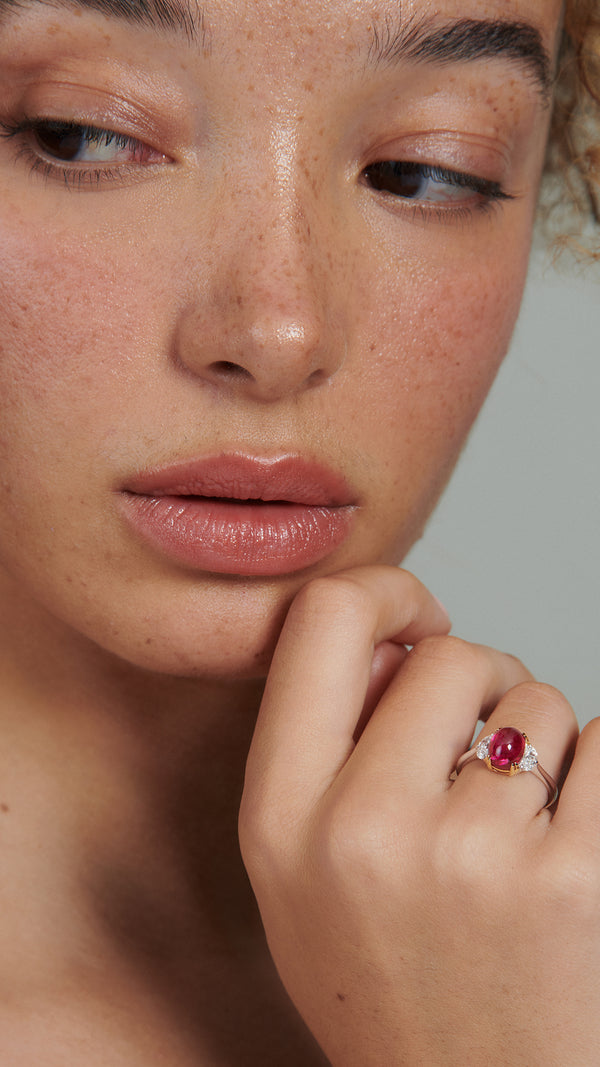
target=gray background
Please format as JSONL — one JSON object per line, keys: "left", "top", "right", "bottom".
{"left": 404, "top": 247, "right": 599, "bottom": 728}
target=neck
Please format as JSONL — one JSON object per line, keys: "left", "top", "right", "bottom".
{"left": 0, "top": 576, "right": 296, "bottom": 1036}
{"left": 0, "top": 564, "right": 329, "bottom": 1062}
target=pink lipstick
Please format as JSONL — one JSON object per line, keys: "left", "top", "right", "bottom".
{"left": 120, "top": 453, "right": 356, "bottom": 576}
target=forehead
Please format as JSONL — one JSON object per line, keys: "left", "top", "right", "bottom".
{"left": 0, "top": 0, "right": 564, "bottom": 108}
{"left": 0, "top": 0, "right": 565, "bottom": 46}
{"left": 210, "top": 0, "right": 563, "bottom": 41}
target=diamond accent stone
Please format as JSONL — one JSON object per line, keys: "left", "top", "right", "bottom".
{"left": 476, "top": 736, "right": 491, "bottom": 760}
{"left": 518, "top": 744, "right": 539, "bottom": 772}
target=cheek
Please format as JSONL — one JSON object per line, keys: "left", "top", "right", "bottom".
{"left": 359, "top": 239, "right": 528, "bottom": 443}
{"left": 0, "top": 218, "right": 160, "bottom": 590}
{"left": 0, "top": 221, "right": 155, "bottom": 477}
{"left": 339, "top": 236, "right": 529, "bottom": 556}
{"left": 0, "top": 220, "right": 178, "bottom": 655}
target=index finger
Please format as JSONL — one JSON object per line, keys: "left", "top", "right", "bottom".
{"left": 242, "top": 565, "right": 450, "bottom": 819}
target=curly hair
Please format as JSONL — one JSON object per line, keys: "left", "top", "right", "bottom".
{"left": 545, "top": 0, "right": 600, "bottom": 253}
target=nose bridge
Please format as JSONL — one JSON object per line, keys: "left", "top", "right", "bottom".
{"left": 175, "top": 116, "right": 346, "bottom": 401}
{"left": 227, "top": 124, "right": 325, "bottom": 343}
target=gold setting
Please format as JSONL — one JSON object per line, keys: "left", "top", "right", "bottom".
{"left": 451, "top": 727, "right": 558, "bottom": 809}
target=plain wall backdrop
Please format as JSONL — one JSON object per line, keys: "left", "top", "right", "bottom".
{"left": 405, "top": 248, "right": 599, "bottom": 728}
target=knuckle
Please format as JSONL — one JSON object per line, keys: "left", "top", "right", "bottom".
{"left": 433, "top": 812, "right": 503, "bottom": 891}
{"left": 537, "top": 848, "right": 600, "bottom": 920}
{"left": 499, "top": 650, "right": 529, "bottom": 676}
{"left": 432, "top": 798, "right": 530, "bottom": 900}
{"left": 409, "top": 638, "right": 534, "bottom": 697}
{"left": 289, "top": 574, "right": 376, "bottom": 634}
{"left": 315, "top": 798, "right": 395, "bottom": 885}
{"left": 409, "top": 634, "right": 487, "bottom": 679}
{"left": 238, "top": 792, "right": 297, "bottom": 880}
{"left": 579, "top": 715, "right": 600, "bottom": 746}
{"left": 505, "top": 680, "right": 577, "bottom": 730}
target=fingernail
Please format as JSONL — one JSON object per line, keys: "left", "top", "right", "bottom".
{"left": 433, "top": 594, "right": 451, "bottom": 622}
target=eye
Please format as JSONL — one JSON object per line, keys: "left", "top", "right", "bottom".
{"left": 28, "top": 119, "right": 162, "bottom": 165}
{"left": 363, "top": 160, "right": 511, "bottom": 208}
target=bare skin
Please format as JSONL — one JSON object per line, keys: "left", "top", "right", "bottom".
{"left": 0, "top": 0, "right": 585, "bottom": 1063}
{"left": 241, "top": 570, "right": 586, "bottom": 1065}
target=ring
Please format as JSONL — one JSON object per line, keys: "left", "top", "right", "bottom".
{"left": 450, "top": 726, "right": 558, "bottom": 809}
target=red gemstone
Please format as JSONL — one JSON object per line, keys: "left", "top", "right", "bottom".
{"left": 488, "top": 727, "right": 526, "bottom": 770}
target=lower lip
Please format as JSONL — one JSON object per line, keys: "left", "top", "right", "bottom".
{"left": 120, "top": 493, "right": 354, "bottom": 576}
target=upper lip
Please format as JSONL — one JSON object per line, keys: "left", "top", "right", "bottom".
{"left": 123, "top": 453, "right": 356, "bottom": 508}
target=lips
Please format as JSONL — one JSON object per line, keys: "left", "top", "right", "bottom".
{"left": 119, "top": 453, "right": 356, "bottom": 576}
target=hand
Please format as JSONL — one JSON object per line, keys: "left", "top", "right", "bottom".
{"left": 239, "top": 566, "right": 596, "bottom": 1066}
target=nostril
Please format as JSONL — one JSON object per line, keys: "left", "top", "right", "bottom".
{"left": 209, "top": 361, "right": 255, "bottom": 381}
{"left": 307, "top": 368, "right": 328, "bottom": 387}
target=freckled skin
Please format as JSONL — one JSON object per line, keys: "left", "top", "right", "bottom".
{"left": 0, "top": 2, "right": 568, "bottom": 1063}
{"left": 0, "top": 0, "right": 561, "bottom": 681}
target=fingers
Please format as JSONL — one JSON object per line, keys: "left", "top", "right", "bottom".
{"left": 551, "top": 716, "right": 600, "bottom": 841}
{"left": 241, "top": 566, "right": 450, "bottom": 821}
{"left": 449, "top": 682, "right": 578, "bottom": 820}
{"left": 342, "top": 636, "right": 533, "bottom": 801}
{"left": 242, "top": 560, "right": 581, "bottom": 865}
{"left": 355, "top": 640, "right": 409, "bottom": 741}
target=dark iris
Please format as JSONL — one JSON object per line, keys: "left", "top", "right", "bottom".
{"left": 32, "top": 121, "right": 87, "bottom": 161}
{"left": 364, "top": 161, "right": 426, "bottom": 198}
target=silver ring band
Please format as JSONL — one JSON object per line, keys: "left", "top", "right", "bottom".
{"left": 450, "top": 727, "right": 558, "bottom": 809}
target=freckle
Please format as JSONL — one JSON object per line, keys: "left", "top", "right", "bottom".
{"left": 1, "top": 804, "right": 9, "bottom": 814}
{"left": 303, "top": 81, "right": 314, "bottom": 92}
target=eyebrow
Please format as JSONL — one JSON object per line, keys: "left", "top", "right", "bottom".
{"left": 0, "top": 3, "right": 553, "bottom": 102}
{"left": 0, "top": 0, "right": 205, "bottom": 42}
{"left": 368, "top": 16, "right": 553, "bottom": 101}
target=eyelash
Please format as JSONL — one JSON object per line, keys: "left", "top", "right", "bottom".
{"left": 362, "top": 160, "right": 514, "bottom": 220}
{"left": 0, "top": 116, "right": 513, "bottom": 222}
{"left": 0, "top": 116, "right": 163, "bottom": 189}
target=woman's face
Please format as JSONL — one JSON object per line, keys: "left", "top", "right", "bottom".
{"left": 0, "top": 0, "right": 562, "bottom": 677}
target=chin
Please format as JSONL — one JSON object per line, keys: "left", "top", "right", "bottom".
{"left": 68, "top": 575, "right": 299, "bottom": 682}
{"left": 115, "top": 625, "right": 283, "bottom": 682}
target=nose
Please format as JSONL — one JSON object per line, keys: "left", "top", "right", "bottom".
{"left": 173, "top": 181, "right": 347, "bottom": 403}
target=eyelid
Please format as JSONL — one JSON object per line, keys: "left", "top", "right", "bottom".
{"left": 361, "top": 129, "right": 513, "bottom": 189}
{"left": 368, "top": 160, "right": 508, "bottom": 193}
{"left": 360, "top": 159, "right": 516, "bottom": 227}
{"left": 33, "top": 119, "right": 169, "bottom": 163}
{"left": 0, "top": 116, "right": 173, "bottom": 189}
{"left": 4, "top": 72, "right": 190, "bottom": 157}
